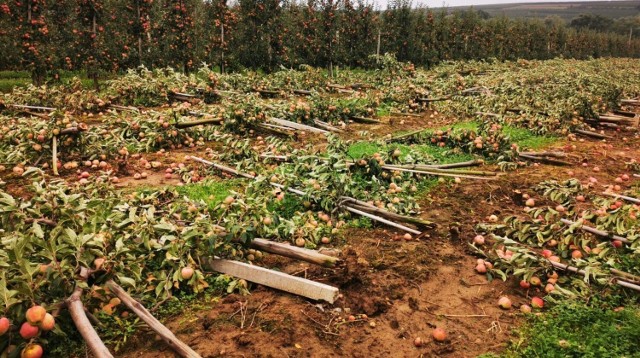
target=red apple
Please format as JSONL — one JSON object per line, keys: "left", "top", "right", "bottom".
{"left": 498, "top": 296, "right": 512, "bottom": 309}
{"left": 432, "top": 327, "right": 447, "bottom": 342}
{"left": 469, "top": 233, "right": 484, "bottom": 244}
{"left": 0, "top": 317, "right": 9, "bottom": 336}
{"left": 19, "top": 322, "right": 39, "bottom": 339}
{"left": 530, "top": 277, "right": 541, "bottom": 286}
{"left": 25, "top": 306, "right": 46, "bottom": 325}
{"left": 531, "top": 297, "right": 544, "bottom": 309}
{"left": 21, "top": 344, "right": 43, "bottom": 358}
{"left": 39, "top": 313, "right": 55, "bottom": 331}
{"left": 181, "top": 267, "right": 194, "bottom": 280}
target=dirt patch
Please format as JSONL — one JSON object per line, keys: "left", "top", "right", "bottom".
{"left": 118, "top": 125, "right": 640, "bottom": 358}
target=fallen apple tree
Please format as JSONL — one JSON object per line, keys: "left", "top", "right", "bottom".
{"left": 0, "top": 171, "right": 277, "bottom": 357}
{"left": 338, "top": 196, "right": 435, "bottom": 229}
{"left": 601, "top": 191, "right": 640, "bottom": 204}
{"left": 560, "top": 218, "right": 630, "bottom": 244}
{"left": 518, "top": 151, "right": 572, "bottom": 166}
{"left": 548, "top": 261, "right": 640, "bottom": 293}
{"left": 189, "top": 156, "right": 432, "bottom": 236}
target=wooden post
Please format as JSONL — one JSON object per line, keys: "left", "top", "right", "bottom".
{"left": 249, "top": 238, "right": 339, "bottom": 267}
{"left": 189, "top": 156, "right": 307, "bottom": 197}
{"left": 220, "top": 23, "right": 225, "bottom": 74}
{"left": 342, "top": 205, "right": 422, "bottom": 235}
{"left": 201, "top": 257, "right": 339, "bottom": 303}
{"left": 429, "top": 159, "right": 484, "bottom": 169}
{"left": 560, "top": 219, "right": 629, "bottom": 243}
{"left": 91, "top": 12, "right": 99, "bottom": 90}
{"left": 268, "top": 117, "right": 329, "bottom": 134}
{"left": 616, "top": 279, "right": 640, "bottom": 293}
{"left": 549, "top": 261, "right": 640, "bottom": 293}
{"left": 518, "top": 154, "right": 572, "bottom": 166}
{"left": 376, "top": 29, "right": 381, "bottom": 62}
{"left": 67, "top": 268, "right": 113, "bottom": 358}
{"left": 349, "top": 116, "right": 382, "bottom": 124}
{"left": 601, "top": 192, "right": 640, "bottom": 204}
{"left": 381, "top": 165, "right": 496, "bottom": 181}
{"left": 611, "top": 269, "right": 640, "bottom": 284}
{"left": 105, "top": 281, "right": 202, "bottom": 358}
{"left": 137, "top": 0, "right": 143, "bottom": 66}
{"left": 313, "top": 119, "right": 343, "bottom": 133}
{"left": 52, "top": 136, "right": 58, "bottom": 176}
{"left": 573, "top": 129, "right": 612, "bottom": 139}
{"left": 174, "top": 118, "right": 223, "bottom": 129}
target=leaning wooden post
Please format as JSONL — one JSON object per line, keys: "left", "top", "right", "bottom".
{"left": 52, "top": 136, "right": 59, "bottom": 176}
{"left": 66, "top": 268, "right": 113, "bottom": 358}
{"left": 105, "top": 280, "right": 202, "bottom": 358}
{"left": 342, "top": 205, "right": 422, "bottom": 235}
{"left": 560, "top": 218, "right": 629, "bottom": 243}
{"left": 220, "top": 23, "right": 225, "bottom": 74}
{"left": 376, "top": 29, "right": 381, "bottom": 63}
{"left": 201, "top": 257, "right": 339, "bottom": 303}
{"left": 249, "top": 238, "right": 339, "bottom": 267}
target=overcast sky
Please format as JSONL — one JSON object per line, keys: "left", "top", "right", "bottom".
{"left": 383, "top": 0, "right": 618, "bottom": 7}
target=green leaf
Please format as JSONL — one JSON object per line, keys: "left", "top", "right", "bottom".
{"left": 32, "top": 222, "right": 44, "bottom": 239}
{"left": 153, "top": 221, "right": 176, "bottom": 233}
{"left": 117, "top": 275, "right": 136, "bottom": 288}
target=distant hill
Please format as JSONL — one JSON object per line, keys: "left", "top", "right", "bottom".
{"left": 450, "top": 1, "right": 640, "bottom": 21}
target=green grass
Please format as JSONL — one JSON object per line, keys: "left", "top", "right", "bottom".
{"left": 0, "top": 70, "right": 103, "bottom": 93}
{"left": 0, "top": 78, "right": 30, "bottom": 92}
{"left": 348, "top": 141, "right": 474, "bottom": 164}
{"left": 468, "top": 0, "right": 640, "bottom": 21}
{"left": 499, "top": 302, "right": 640, "bottom": 358}
{"left": 0, "top": 70, "right": 31, "bottom": 79}
{"left": 347, "top": 139, "right": 475, "bottom": 198}
{"left": 503, "top": 125, "right": 558, "bottom": 150}
{"left": 414, "top": 144, "right": 475, "bottom": 163}
{"left": 176, "top": 179, "right": 243, "bottom": 209}
{"left": 347, "top": 141, "right": 380, "bottom": 158}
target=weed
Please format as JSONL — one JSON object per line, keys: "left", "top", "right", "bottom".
{"left": 177, "top": 179, "right": 243, "bottom": 209}
{"left": 503, "top": 125, "right": 558, "bottom": 150}
{"left": 267, "top": 194, "right": 304, "bottom": 219}
{"left": 347, "top": 141, "right": 380, "bottom": 159}
{"left": 500, "top": 302, "right": 640, "bottom": 358}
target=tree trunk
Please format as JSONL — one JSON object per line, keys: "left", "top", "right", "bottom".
{"left": 220, "top": 23, "right": 225, "bottom": 74}
{"left": 105, "top": 281, "right": 202, "bottom": 358}
{"left": 137, "top": 0, "right": 143, "bottom": 66}
{"left": 91, "top": 12, "right": 99, "bottom": 90}
{"left": 66, "top": 268, "right": 113, "bottom": 358}
{"left": 376, "top": 29, "right": 381, "bottom": 61}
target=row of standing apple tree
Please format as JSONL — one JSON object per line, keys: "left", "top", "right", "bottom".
{"left": 1, "top": 0, "right": 640, "bottom": 85}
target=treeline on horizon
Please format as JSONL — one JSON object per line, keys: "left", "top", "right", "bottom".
{"left": 1, "top": 0, "right": 639, "bottom": 85}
